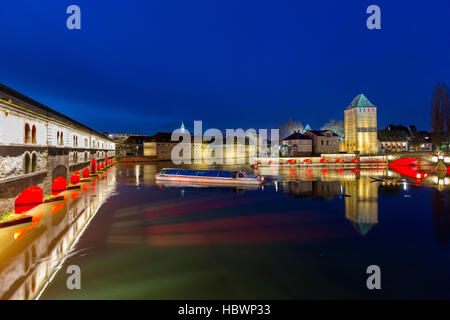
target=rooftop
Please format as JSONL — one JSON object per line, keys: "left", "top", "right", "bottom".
{"left": 0, "top": 82, "right": 113, "bottom": 141}
{"left": 283, "top": 132, "right": 312, "bottom": 141}
{"left": 347, "top": 93, "right": 375, "bottom": 110}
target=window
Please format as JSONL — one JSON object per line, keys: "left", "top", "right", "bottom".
{"left": 32, "top": 125, "right": 36, "bottom": 144}
{"left": 73, "top": 152, "right": 78, "bottom": 163}
{"left": 24, "top": 123, "right": 31, "bottom": 143}
{"left": 31, "top": 153, "right": 37, "bottom": 172}
{"left": 24, "top": 153, "right": 31, "bottom": 174}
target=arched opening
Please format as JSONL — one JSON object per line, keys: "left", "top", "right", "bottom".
{"left": 15, "top": 186, "right": 43, "bottom": 213}
{"left": 31, "top": 125, "right": 36, "bottom": 144}
{"left": 24, "top": 123, "right": 30, "bottom": 144}
{"left": 52, "top": 176, "right": 67, "bottom": 193}
{"left": 84, "top": 152, "right": 88, "bottom": 162}
{"left": 31, "top": 153, "right": 37, "bottom": 172}
{"left": 24, "top": 153, "right": 31, "bottom": 174}
{"left": 82, "top": 167, "right": 90, "bottom": 178}
{"left": 73, "top": 152, "right": 78, "bottom": 164}
{"left": 70, "top": 171, "right": 80, "bottom": 184}
{"left": 57, "top": 131, "right": 60, "bottom": 145}
{"left": 60, "top": 132, "right": 64, "bottom": 145}
{"left": 52, "top": 165, "right": 67, "bottom": 181}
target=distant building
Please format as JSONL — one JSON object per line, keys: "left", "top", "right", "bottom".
{"left": 144, "top": 131, "right": 259, "bottom": 162}
{"left": 377, "top": 124, "right": 432, "bottom": 153}
{"left": 378, "top": 129, "right": 408, "bottom": 152}
{"left": 344, "top": 94, "right": 378, "bottom": 155}
{"left": 143, "top": 132, "right": 176, "bottom": 160}
{"left": 304, "top": 129, "right": 339, "bottom": 154}
{"left": 120, "top": 135, "right": 152, "bottom": 156}
{"left": 281, "top": 131, "right": 312, "bottom": 156}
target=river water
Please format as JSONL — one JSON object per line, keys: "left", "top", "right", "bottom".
{"left": 1, "top": 162, "right": 449, "bottom": 299}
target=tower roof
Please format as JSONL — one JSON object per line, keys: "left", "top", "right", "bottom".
{"left": 346, "top": 94, "right": 375, "bottom": 110}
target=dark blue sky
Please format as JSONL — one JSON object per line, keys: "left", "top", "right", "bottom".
{"left": 0, "top": 0, "right": 449, "bottom": 134}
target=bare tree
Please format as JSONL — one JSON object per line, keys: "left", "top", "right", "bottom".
{"left": 321, "top": 119, "right": 344, "bottom": 137}
{"left": 431, "top": 84, "right": 443, "bottom": 150}
{"left": 276, "top": 119, "right": 304, "bottom": 140}
{"left": 443, "top": 87, "right": 450, "bottom": 151}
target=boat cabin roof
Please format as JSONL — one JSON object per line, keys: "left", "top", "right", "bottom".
{"left": 160, "top": 168, "right": 248, "bottom": 178}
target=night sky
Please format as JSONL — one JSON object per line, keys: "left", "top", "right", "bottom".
{"left": 0, "top": 0, "right": 449, "bottom": 134}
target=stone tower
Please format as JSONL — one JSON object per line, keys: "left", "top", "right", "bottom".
{"left": 344, "top": 94, "right": 378, "bottom": 155}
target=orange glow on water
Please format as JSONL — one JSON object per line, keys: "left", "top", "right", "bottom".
{"left": 70, "top": 191, "right": 80, "bottom": 199}
{"left": 51, "top": 202, "right": 65, "bottom": 214}
{"left": 13, "top": 231, "right": 24, "bottom": 240}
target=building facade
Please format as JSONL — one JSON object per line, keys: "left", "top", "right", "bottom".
{"left": 304, "top": 129, "right": 339, "bottom": 154}
{"left": 0, "top": 83, "right": 115, "bottom": 215}
{"left": 281, "top": 132, "right": 312, "bottom": 156}
{"left": 344, "top": 94, "right": 378, "bottom": 155}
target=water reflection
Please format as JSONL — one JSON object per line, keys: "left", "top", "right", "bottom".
{"left": 3, "top": 162, "right": 450, "bottom": 299}
{"left": 0, "top": 168, "right": 116, "bottom": 300}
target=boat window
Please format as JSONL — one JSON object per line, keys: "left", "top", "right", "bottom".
{"left": 161, "top": 169, "right": 166, "bottom": 174}
{"left": 237, "top": 172, "right": 245, "bottom": 178}
{"left": 178, "top": 169, "right": 195, "bottom": 176}
{"left": 196, "top": 170, "right": 218, "bottom": 177}
{"left": 165, "top": 169, "right": 178, "bottom": 175}
{"left": 218, "top": 171, "right": 233, "bottom": 178}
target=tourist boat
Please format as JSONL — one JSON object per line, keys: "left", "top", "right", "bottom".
{"left": 155, "top": 168, "right": 264, "bottom": 185}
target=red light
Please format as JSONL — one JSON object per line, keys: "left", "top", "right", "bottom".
{"left": 52, "top": 176, "right": 67, "bottom": 193}
{"left": 352, "top": 169, "right": 360, "bottom": 174}
{"left": 15, "top": 186, "right": 43, "bottom": 213}
{"left": 320, "top": 159, "right": 328, "bottom": 163}
{"left": 337, "top": 169, "right": 344, "bottom": 174}
{"left": 352, "top": 158, "right": 360, "bottom": 163}
{"left": 91, "top": 159, "right": 97, "bottom": 173}
{"left": 336, "top": 158, "right": 344, "bottom": 163}
{"left": 416, "top": 173, "right": 422, "bottom": 179}
{"left": 304, "top": 159, "right": 312, "bottom": 163}
{"left": 322, "top": 169, "right": 328, "bottom": 175}
{"left": 70, "top": 171, "right": 80, "bottom": 184}
{"left": 82, "top": 167, "right": 90, "bottom": 178}
{"left": 101, "top": 162, "right": 105, "bottom": 169}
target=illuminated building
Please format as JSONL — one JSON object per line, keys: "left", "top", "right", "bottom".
{"left": 344, "top": 94, "right": 378, "bottom": 155}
